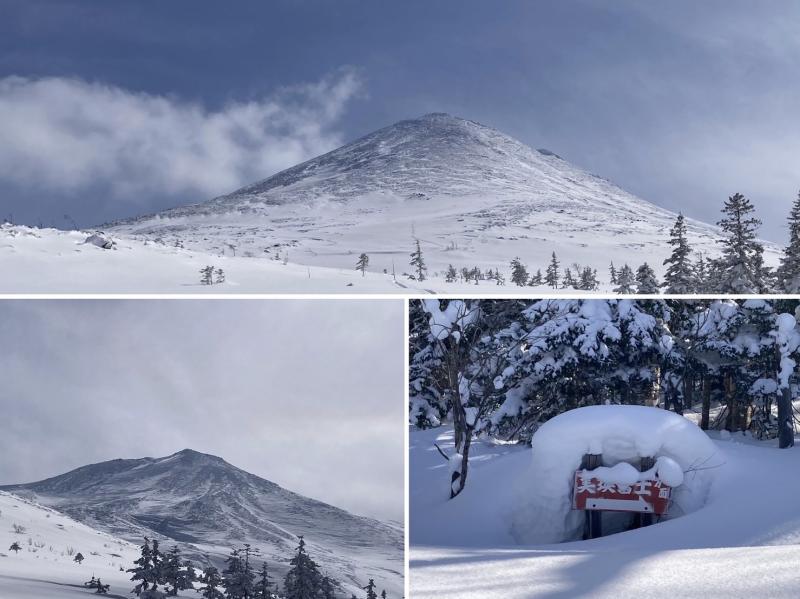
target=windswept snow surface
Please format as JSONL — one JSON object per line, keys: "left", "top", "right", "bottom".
{"left": 410, "top": 423, "right": 800, "bottom": 598}
{"left": 0, "top": 113, "right": 781, "bottom": 293}
{"left": 0, "top": 490, "right": 192, "bottom": 598}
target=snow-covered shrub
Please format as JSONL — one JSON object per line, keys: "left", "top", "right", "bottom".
{"left": 511, "top": 405, "right": 719, "bottom": 544}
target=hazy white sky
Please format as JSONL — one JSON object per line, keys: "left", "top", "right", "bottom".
{"left": 0, "top": 299, "right": 404, "bottom": 522}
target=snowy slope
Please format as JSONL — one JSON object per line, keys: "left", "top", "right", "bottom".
{"left": 2, "top": 450, "right": 403, "bottom": 598}
{"left": 0, "top": 490, "right": 180, "bottom": 598}
{"left": 410, "top": 426, "right": 800, "bottom": 598}
{"left": 0, "top": 224, "right": 423, "bottom": 294}
{"left": 0, "top": 113, "right": 780, "bottom": 293}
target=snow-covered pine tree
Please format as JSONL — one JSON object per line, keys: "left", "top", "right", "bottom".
{"left": 662, "top": 213, "right": 695, "bottom": 293}
{"left": 510, "top": 257, "right": 528, "bottom": 286}
{"left": 410, "top": 240, "right": 427, "bottom": 281}
{"left": 715, "top": 193, "right": 769, "bottom": 293}
{"left": 363, "top": 579, "right": 378, "bottom": 599}
{"left": 319, "top": 575, "right": 338, "bottom": 599}
{"left": 74, "top": 552, "right": 85, "bottom": 564}
{"left": 283, "top": 537, "right": 323, "bottom": 599}
{"left": 578, "top": 266, "right": 599, "bottom": 291}
{"left": 255, "top": 562, "right": 273, "bottom": 599}
{"left": 613, "top": 264, "right": 635, "bottom": 294}
{"left": 356, "top": 253, "right": 369, "bottom": 277}
{"left": 778, "top": 191, "right": 800, "bottom": 292}
{"left": 545, "top": 252, "right": 560, "bottom": 289}
{"left": 693, "top": 254, "right": 708, "bottom": 290}
{"left": 161, "top": 546, "right": 187, "bottom": 596}
{"left": 214, "top": 268, "right": 225, "bottom": 284}
{"left": 200, "top": 265, "right": 214, "bottom": 285}
{"left": 528, "top": 269, "right": 544, "bottom": 286}
{"left": 128, "top": 537, "right": 159, "bottom": 595}
{"left": 563, "top": 267, "right": 577, "bottom": 289}
{"left": 609, "top": 262, "right": 618, "bottom": 285}
{"left": 635, "top": 263, "right": 659, "bottom": 294}
{"left": 197, "top": 566, "right": 225, "bottom": 599}
{"left": 221, "top": 548, "right": 243, "bottom": 599}
{"left": 445, "top": 264, "right": 457, "bottom": 283}
{"left": 9, "top": 541, "right": 21, "bottom": 553}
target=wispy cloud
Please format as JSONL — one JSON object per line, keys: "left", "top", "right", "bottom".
{"left": 0, "top": 69, "right": 362, "bottom": 204}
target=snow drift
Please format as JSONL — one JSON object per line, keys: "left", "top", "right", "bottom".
{"left": 511, "top": 405, "right": 719, "bottom": 544}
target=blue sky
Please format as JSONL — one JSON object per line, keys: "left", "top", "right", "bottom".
{"left": 1, "top": 0, "right": 798, "bottom": 241}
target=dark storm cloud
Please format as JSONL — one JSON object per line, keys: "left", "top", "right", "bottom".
{"left": 0, "top": 0, "right": 798, "bottom": 240}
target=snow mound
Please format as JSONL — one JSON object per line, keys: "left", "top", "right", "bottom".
{"left": 512, "top": 405, "right": 719, "bottom": 544}
{"left": 83, "top": 232, "right": 115, "bottom": 249}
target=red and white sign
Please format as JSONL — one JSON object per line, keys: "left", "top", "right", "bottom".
{"left": 572, "top": 471, "right": 671, "bottom": 515}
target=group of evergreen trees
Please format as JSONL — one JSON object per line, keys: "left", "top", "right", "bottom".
{"left": 199, "top": 265, "right": 225, "bottom": 285}
{"left": 128, "top": 538, "right": 196, "bottom": 596}
{"left": 410, "top": 298, "right": 800, "bottom": 495}
{"left": 125, "top": 536, "right": 387, "bottom": 599}
{"left": 406, "top": 190, "right": 800, "bottom": 292}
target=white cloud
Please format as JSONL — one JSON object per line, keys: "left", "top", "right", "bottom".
{"left": 0, "top": 69, "right": 362, "bottom": 203}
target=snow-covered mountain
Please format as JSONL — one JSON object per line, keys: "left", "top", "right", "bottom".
{"left": 2, "top": 449, "right": 403, "bottom": 597}
{"left": 1, "top": 113, "right": 780, "bottom": 292}
{"left": 108, "top": 112, "right": 777, "bottom": 281}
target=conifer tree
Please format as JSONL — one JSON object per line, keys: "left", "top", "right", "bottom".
{"left": 715, "top": 192, "right": 768, "bottom": 292}
{"left": 613, "top": 264, "right": 635, "bottom": 294}
{"left": 215, "top": 267, "right": 225, "bottom": 284}
{"left": 74, "top": 552, "right": 85, "bottom": 564}
{"left": 694, "top": 253, "right": 708, "bottom": 288}
{"left": 778, "top": 191, "right": 800, "bottom": 292}
{"left": 161, "top": 546, "right": 179, "bottom": 596}
{"left": 283, "top": 537, "right": 323, "bottom": 599}
{"left": 381, "top": 591, "right": 387, "bottom": 599}
{"left": 319, "top": 575, "right": 337, "bottom": 599}
{"left": 545, "top": 252, "right": 560, "bottom": 289}
{"left": 563, "top": 267, "right": 576, "bottom": 289}
{"left": 409, "top": 239, "right": 427, "bottom": 281}
{"left": 363, "top": 579, "right": 378, "bottom": 599}
{"left": 9, "top": 541, "right": 21, "bottom": 553}
{"left": 635, "top": 263, "right": 659, "bottom": 293}
{"left": 200, "top": 265, "right": 214, "bottom": 285}
{"left": 254, "top": 562, "right": 273, "bottom": 599}
{"left": 662, "top": 213, "right": 695, "bottom": 293}
{"left": 578, "top": 266, "right": 599, "bottom": 291}
{"left": 128, "top": 537, "right": 159, "bottom": 595}
{"left": 510, "top": 257, "right": 528, "bottom": 286}
{"left": 356, "top": 253, "right": 369, "bottom": 277}
{"left": 445, "top": 264, "right": 457, "bottom": 283}
{"left": 609, "top": 262, "right": 618, "bottom": 285}
{"left": 198, "top": 566, "right": 226, "bottom": 599}
{"left": 528, "top": 269, "right": 543, "bottom": 286}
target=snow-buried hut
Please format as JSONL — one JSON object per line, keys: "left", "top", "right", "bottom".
{"left": 512, "top": 405, "right": 719, "bottom": 544}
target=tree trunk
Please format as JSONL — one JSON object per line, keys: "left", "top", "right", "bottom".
{"left": 777, "top": 346, "right": 795, "bottom": 448}
{"left": 700, "top": 374, "right": 711, "bottom": 430}
{"left": 683, "top": 371, "right": 694, "bottom": 413}
{"left": 724, "top": 373, "right": 737, "bottom": 431}
{"left": 778, "top": 386, "right": 794, "bottom": 448}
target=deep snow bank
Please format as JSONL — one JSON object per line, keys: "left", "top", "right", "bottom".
{"left": 512, "top": 405, "right": 719, "bottom": 544}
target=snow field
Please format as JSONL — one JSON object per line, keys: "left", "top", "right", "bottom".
{"left": 410, "top": 421, "right": 800, "bottom": 598}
